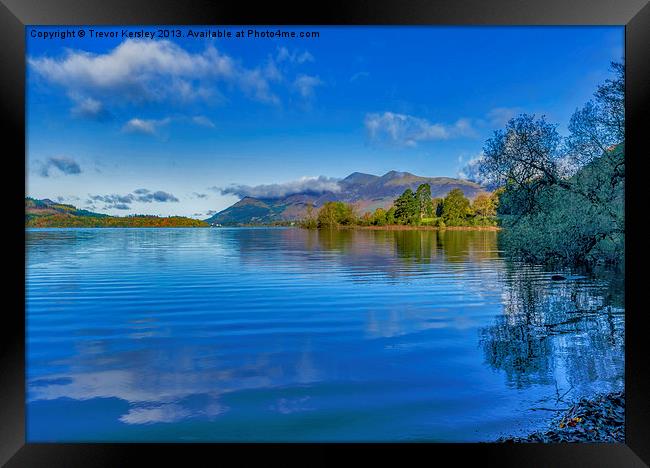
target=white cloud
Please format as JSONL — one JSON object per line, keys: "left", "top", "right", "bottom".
{"left": 457, "top": 152, "right": 488, "bottom": 184}
{"left": 29, "top": 39, "right": 280, "bottom": 111}
{"left": 216, "top": 175, "right": 341, "bottom": 200}
{"left": 240, "top": 68, "right": 280, "bottom": 104}
{"left": 276, "top": 47, "right": 314, "bottom": 64}
{"left": 350, "top": 71, "right": 369, "bottom": 82}
{"left": 119, "top": 404, "right": 192, "bottom": 425}
{"left": 29, "top": 40, "right": 234, "bottom": 95}
{"left": 364, "top": 112, "right": 477, "bottom": 147}
{"left": 191, "top": 116, "right": 216, "bottom": 128}
{"left": 122, "top": 117, "right": 170, "bottom": 135}
{"left": 263, "top": 58, "right": 283, "bottom": 82}
{"left": 292, "top": 74, "right": 323, "bottom": 99}
{"left": 486, "top": 107, "right": 521, "bottom": 127}
{"left": 28, "top": 39, "right": 326, "bottom": 119}
{"left": 70, "top": 95, "right": 110, "bottom": 120}
{"left": 258, "top": 47, "right": 319, "bottom": 101}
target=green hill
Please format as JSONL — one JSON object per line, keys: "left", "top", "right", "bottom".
{"left": 25, "top": 198, "right": 208, "bottom": 228}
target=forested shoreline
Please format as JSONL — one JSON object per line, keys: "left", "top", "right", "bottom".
{"left": 26, "top": 214, "right": 208, "bottom": 228}
{"left": 300, "top": 186, "right": 500, "bottom": 230}
{"left": 300, "top": 62, "right": 624, "bottom": 267}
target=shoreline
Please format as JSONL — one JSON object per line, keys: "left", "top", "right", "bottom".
{"left": 498, "top": 391, "right": 624, "bottom": 443}
{"left": 25, "top": 225, "right": 209, "bottom": 229}
{"left": 26, "top": 224, "right": 502, "bottom": 231}
{"left": 338, "top": 225, "right": 501, "bottom": 231}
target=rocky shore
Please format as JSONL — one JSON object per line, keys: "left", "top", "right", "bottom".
{"left": 499, "top": 392, "right": 625, "bottom": 443}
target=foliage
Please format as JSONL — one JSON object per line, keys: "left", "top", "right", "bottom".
{"left": 317, "top": 201, "right": 356, "bottom": 228}
{"left": 385, "top": 207, "right": 396, "bottom": 225}
{"left": 432, "top": 197, "right": 443, "bottom": 217}
{"left": 470, "top": 192, "right": 500, "bottom": 226}
{"left": 479, "top": 62, "right": 624, "bottom": 265}
{"left": 497, "top": 148, "right": 624, "bottom": 264}
{"left": 415, "top": 183, "right": 434, "bottom": 219}
{"left": 472, "top": 193, "right": 497, "bottom": 218}
{"left": 393, "top": 188, "right": 419, "bottom": 224}
{"left": 26, "top": 197, "right": 208, "bottom": 227}
{"left": 26, "top": 213, "right": 208, "bottom": 228}
{"left": 299, "top": 202, "right": 318, "bottom": 229}
{"left": 440, "top": 188, "right": 472, "bottom": 226}
{"left": 299, "top": 184, "right": 499, "bottom": 229}
{"left": 371, "top": 208, "right": 387, "bottom": 226}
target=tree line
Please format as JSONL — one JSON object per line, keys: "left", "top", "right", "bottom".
{"left": 300, "top": 186, "right": 499, "bottom": 229}
{"left": 26, "top": 213, "right": 209, "bottom": 228}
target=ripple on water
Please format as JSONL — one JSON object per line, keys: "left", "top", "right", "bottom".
{"left": 26, "top": 228, "right": 625, "bottom": 442}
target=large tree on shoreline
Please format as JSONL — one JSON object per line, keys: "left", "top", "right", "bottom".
{"left": 477, "top": 61, "right": 624, "bottom": 265}
{"left": 415, "top": 183, "right": 434, "bottom": 220}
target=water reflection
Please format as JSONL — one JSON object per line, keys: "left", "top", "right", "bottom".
{"left": 479, "top": 262, "right": 624, "bottom": 391}
{"left": 234, "top": 228, "right": 502, "bottom": 281}
{"left": 26, "top": 228, "right": 624, "bottom": 441}
{"left": 307, "top": 228, "right": 501, "bottom": 264}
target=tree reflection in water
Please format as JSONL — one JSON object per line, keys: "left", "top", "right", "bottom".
{"left": 235, "top": 227, "right": 624, "bottom": 394}
{"left": 479, "top": 262, "right": 624, "bottom": 391}
{"left": 304, "top": 228, "right": 624, "bottom": 394}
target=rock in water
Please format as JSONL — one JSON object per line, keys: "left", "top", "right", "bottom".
{"left": 551, "top": 275, "right": 566, "bottom": 281}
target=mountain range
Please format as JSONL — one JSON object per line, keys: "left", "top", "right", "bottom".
{"left": 206, "top": 171, "right": 487, "bottom": 225}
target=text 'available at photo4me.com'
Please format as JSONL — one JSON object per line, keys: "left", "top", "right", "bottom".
{"left": 30, "top": 27, "right": 322, "bottom": 41}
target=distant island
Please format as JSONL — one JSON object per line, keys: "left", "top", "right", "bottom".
{"left": 25, "top": 198, "right": 208, "bottom": 228}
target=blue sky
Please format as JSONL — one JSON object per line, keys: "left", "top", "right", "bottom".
{"left": 26, "top": 26, "right": 623, "bottom": 218}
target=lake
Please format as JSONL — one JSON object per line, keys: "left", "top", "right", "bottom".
{"left": 25, "top": 227, "right": 625, "bottom": 442}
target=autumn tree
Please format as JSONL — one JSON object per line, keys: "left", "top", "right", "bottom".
{"left": 300, "top": 202, "right": 318, "bottom": 229}
{"left": 372, "top": 208, "right": 387, "bottom": 226}
{"left": 317, "top": 201, "right": 355, "bottom": 228}
{"left": 472, "top": 193, "right": 497, "bottom": 218}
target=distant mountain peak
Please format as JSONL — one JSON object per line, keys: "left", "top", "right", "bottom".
{"left": 380, "top": 170, "right": 414, "bottom": 179}
{"left": 342, "top": 172, "right": 379, "bottom": 184}
{"left": 206, "top": 170, "right": 488, "bottom": 225}
{"left": 233, "top": 197, "right": 269, "bottom": 207}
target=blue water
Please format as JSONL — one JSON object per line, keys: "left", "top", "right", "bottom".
{"left": 26, "top": 228, "right": 625, "bottom": 442}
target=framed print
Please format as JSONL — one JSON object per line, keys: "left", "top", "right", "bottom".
{"left": 2, "top": 0, "right": 649, "bottom": 466}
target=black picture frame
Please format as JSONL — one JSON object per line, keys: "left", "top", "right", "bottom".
{"left": 3, "top": 1, "right": 649, "bottom": 466}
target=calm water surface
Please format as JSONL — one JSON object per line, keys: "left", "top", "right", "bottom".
{"left": 26, "top": 228, "right": 624, "bottom": 441}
